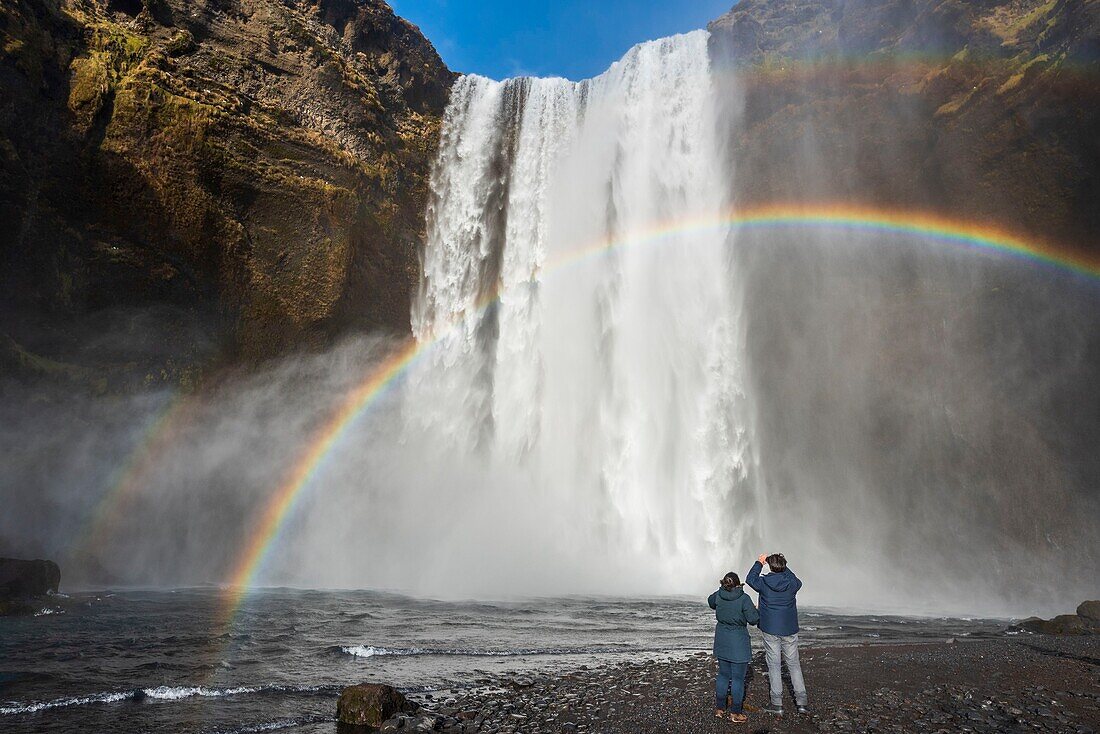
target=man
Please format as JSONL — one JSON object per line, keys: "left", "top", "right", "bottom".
{"left": 746, "top": 552, "right": 808, "bottom": 715}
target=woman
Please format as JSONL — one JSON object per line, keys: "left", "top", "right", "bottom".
{"left": 708, "top": 571, "right": 759, "bottom": 723}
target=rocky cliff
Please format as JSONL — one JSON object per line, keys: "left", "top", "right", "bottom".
{"left": 0, "top": 0, "right": 452, "bottom": 391}
{"left": 709, "top": 0, "right": 1099, "bottom": 250}
{"left": 708, "top": 0, "right": 1100, "bottom": 592}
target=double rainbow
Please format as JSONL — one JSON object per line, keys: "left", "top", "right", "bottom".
{"left": 216, "top": 202, "right": 1098, "bottom": 623}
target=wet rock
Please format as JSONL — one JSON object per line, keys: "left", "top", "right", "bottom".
{"left": 1076, "top": 600, "right": 1100, "bottom": 623}
{"left": 337, "top": 683, "right": 417, "bottom": 728}
{"left": 0, "top": 558, "right": 61, "bottom": 599}
{"left": 0, "top": 600, "right": 35, "bottom": 616}
{"left": 1020, "top": 614, "right": 1094, "bottom": 635}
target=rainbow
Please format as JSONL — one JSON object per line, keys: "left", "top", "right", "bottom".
{"left": 217, "top": 203, "right": 1098, "bottom": 620}
{"left": 219, "top": 339, "right": 421, "bottom": 620}
{"left": 75, "top": 392, "right": 195, "bottom": 557}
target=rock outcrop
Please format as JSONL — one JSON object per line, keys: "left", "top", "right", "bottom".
{"left": 709, "top": 0, "right": 1100, "bottom": 253}
{"left": 337, "top": 682, "right": 416, "bottom": 728}
{"left": 0, "top": 557, "right": 61, "bottom": 597}
{"left": 1017, "top": 600, "right": 1100, "bottom": 635}
{"left": 0, "top": 0, "right": 453, "bottom": 391}
{"left": 1078, "top": 600, "right": 1100, "bottom": 622}
{"left": 0, "top": 557, "right": 61, "bottom": 614}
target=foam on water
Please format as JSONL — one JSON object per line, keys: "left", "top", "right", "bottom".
{"left": 0, "top": 691, "right": 133, "bottom": 715}
{"left": 0, "top": 683, "right": 330, "bottom": 716}
{"left": 211, "top": 716, "right": 332, "bottom": 734}
{"left": 338, "top": 645, "right": 622, "bottom": 658}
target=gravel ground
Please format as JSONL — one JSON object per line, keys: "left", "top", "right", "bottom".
{"left": 383, "top": 636, "right": 1100, "bottom": 733}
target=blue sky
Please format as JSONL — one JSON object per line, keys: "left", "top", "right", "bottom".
{"left": 389, "top": 1, "right": 735, "bottom": 81}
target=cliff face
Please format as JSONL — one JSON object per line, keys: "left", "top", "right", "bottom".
{"left": 0, "top": 0, "right": 452, "bottom": 390}
{"left": 708, "top": 0, "right": 1100, "bottom": 591}
{"left": 709, "top": 0, "right": 1100, "bottom": 251}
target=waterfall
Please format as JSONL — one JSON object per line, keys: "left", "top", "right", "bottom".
{"left": 407, "top": 31, "right": 759, "bottom": 589}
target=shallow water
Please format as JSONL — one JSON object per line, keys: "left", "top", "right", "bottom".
{"left": 0, "top": 589, "right": 1013, "bottom": 733}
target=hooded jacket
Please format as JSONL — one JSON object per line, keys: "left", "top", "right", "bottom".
{"left": 745, "top": 561, "right": 802, "bottom": 636}
{"left": 707, "top": 586, "right": 759, "bottom": 663}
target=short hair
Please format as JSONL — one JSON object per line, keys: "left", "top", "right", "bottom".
{"left": 722, "top": 571, "right": 741, "bottom": 587}
{"left": 766, "top": 553, "right": 787, "bottom": 573}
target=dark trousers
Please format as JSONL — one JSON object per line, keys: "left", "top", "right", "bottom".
{"left": 715, "top": 659, "right": 748, "bottom": 712}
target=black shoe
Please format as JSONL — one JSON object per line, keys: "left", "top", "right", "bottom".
{"left": 762, "top": 705, "right": 783, "bottom": 715}
{"left": 797, "top": 705, "right": 810, "bottom": 714}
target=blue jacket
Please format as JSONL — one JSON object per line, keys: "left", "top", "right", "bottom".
{"left": 745, "top": 561, "right": 802, "bottom": 636}
{"left": 708, "top": 586, "right": 759, "bottom": 662}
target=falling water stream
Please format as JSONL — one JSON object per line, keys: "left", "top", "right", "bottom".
{"left": 408, "top": 31, "right": 760, "bottom": 587}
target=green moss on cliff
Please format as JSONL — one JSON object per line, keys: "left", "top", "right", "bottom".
{"left": 1, "top": 0, "right": 453, "bottom": 391}
{"left": 985, "top": 0, "right": 1057, "bottom": 45}
{"left": 64, "top": 12, "right": 149, "bottom": 130}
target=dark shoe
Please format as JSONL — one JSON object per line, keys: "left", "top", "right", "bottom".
{"left": 762, "top": 705, "right": 783, "bottom": 715}
{"left": 797, "top": 705, "right": 810, "bottom": 714}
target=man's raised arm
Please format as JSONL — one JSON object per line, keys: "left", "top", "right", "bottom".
{"left": 745, "top": 556, "right": 765, "bottom": 592}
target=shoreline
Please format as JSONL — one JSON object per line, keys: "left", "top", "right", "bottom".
{"left": 393, "top": 636, "right": 1100, "bottom": 733}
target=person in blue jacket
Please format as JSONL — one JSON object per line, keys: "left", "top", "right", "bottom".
{"left": 746, "top": 553, "right": 808, "bottom": 714}
{"left": 708, "top": 571, "right": 759, "bottom": 723}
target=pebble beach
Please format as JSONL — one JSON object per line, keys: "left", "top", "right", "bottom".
{"left": 393, "top": 636, "right": 1100, "bottom": 733}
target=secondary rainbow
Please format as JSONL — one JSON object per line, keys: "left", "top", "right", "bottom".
{"left": 75, "top": 392, "right": 196, "bottom": 557}
{"left": 219, "top": 203, "right": 1098, "bottom": 620}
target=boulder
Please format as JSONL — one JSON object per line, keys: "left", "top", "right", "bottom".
{"left": 1076, "top": 600, "right": 1100, "bottom": 623}
{"left": 0, "top": 558, "right": 61, "bottom": 598}
{"left": 1019, "top": 614, "right": 1091, "bottom": 635}
{"left": 1017, "top": 601, "right": 1100, "bottom": 635}
{"left": 1043, "top": 614, "right": 1091, "bottom": 635}
{"left": 337, "top": 683, "right": 416, "bottom": 728}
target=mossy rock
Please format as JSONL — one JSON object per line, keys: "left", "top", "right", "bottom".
{"left": 336, "top": 683, "right": 415, "bottom": 728}
{"left": 165, "top": 29, "right": 195, "bottom": 56}
{"left": 68, "top": 54, "right": 110, "bottom": 128}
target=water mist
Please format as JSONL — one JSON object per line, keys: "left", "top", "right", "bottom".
{"left": 3, "top": 28, "right": 1097, "bottom": 617}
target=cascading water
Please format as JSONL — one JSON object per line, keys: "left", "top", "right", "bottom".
{"left": 406, "top": 31, "right": 760, "bottom": 590}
